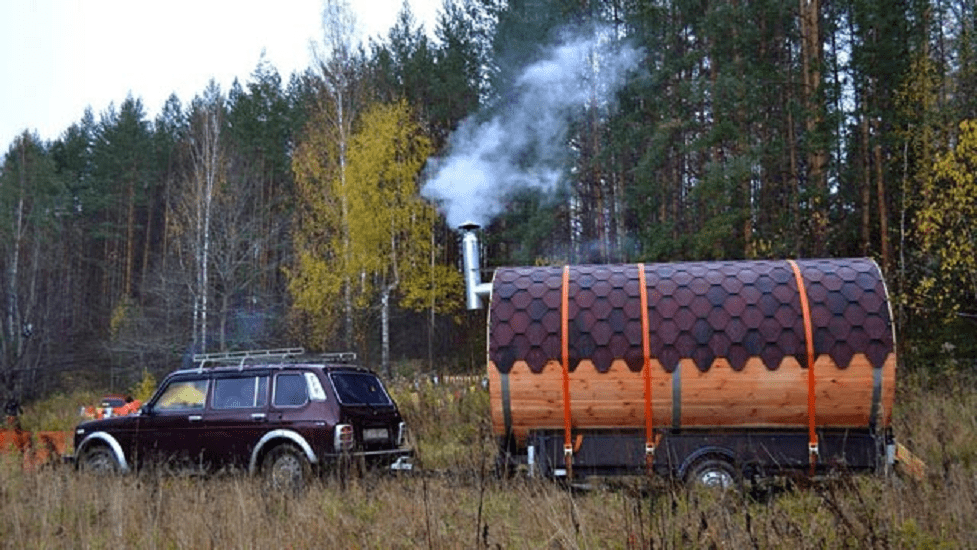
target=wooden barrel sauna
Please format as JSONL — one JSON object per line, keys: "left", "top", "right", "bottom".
{"left": 486, "top": 259, "right": 896, "bottom": 447}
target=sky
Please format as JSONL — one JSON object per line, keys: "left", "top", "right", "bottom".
{"left": 0, "top": 0, "right": 443, "bottom": 151}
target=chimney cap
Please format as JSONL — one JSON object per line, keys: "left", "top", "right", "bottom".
{"left": 458, "top": 221, "right": 481, "bottom": 232}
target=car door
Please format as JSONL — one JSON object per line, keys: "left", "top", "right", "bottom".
{"left": 201, "top": 372, "right": 270, "bottom": 469}
{"left": 329, "top": 371, "right": 401, "bottom": 451}
{"left": 268, "top": 371, "right": 311, "bottom": 427}
{"left": 135, "top": 375, "right": 210, "bottom": 470}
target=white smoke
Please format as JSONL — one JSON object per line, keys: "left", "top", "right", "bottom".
{"left": 422, "top": 28, "right": 641, "bottom": 229}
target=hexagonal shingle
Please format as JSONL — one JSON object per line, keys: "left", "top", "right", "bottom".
{"left": 525, "top": 322, "right": 548, "bottom": 347}
{"left": 607, "top": 288, "right": 628, "bottom": 309}
{"left": 707, "top": 307, "right": 732, "bottom": 331}
{"left": 708, "top": 331, "right": 732, "bottom": 357}
{"left": 691, "top": 347, "right": 716, "bottom": 371}
{"left": 829, "top": 341, "right": 855, "bottom": 369}
{"left": 657, "top": 296, "right": 680, "bottom": 318}
{"left": 576, "top": 288, "right": 596, "bottom": 309}
{"left": 525, "top": 348, "right": 548, "bottom": 371}
{"left": 674, "top": 308, "right": 697, "bottom": 331}
{"left": 673, "top": 286, "right": 696, "bottom": 307}
{"left": 706, "top": 285, "right": 729, "bottom": 307}
{"left": 527, "top": 298, "right": 549, "bottom": 321}
{"left": 591, "top": 320, "right": 613, "bottom": 346}
{"left": 511, "top": 290, "right": 532, "bottom": 310}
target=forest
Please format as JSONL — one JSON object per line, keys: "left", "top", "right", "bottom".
{"left": 1, "top": 0, "right": 975, "bottom": 402}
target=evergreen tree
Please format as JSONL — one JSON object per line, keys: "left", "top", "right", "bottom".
{"left": 429, "top": 0, "right": 486, "bottom": 147}
{"left": 226, "top": 58, "right": 297, "bottom": 314}
{"left": 89, "top": 96, "right": 154, "bottom": 312}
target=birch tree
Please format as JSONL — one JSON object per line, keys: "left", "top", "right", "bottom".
{"left": 304, "top": 0, "right": 364, "bottom": 349}
{"left": 346, "top": 100, "right": 440, "bottom": 375}
{"left": 915, "top": 119, "right": 977, "bottom": 321}
{"left": 170, "top": 82, "right": 226, "bottom": 354}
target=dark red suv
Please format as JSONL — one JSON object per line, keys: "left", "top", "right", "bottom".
{"left": 72, "top": 348, "right": 412, "bottom": 488}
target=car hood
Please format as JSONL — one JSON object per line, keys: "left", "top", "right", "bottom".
{"left": 76, "top": 414, "right": 140, "bottom": 432}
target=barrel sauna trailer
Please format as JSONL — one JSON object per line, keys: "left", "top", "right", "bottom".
{"left": 461, "top": 226, "right": 898, "bottom": 483}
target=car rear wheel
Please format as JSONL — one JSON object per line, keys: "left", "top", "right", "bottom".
{"left": 79, "top": 445, "right": 121, "bottom": 474}
{"left": 262, "top": 443, "right": 310, "bottom": 493}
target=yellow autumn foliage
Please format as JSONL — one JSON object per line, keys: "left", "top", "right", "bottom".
{"left": 289, "top": 99, "right": 462, "bottom": 348}
{"left": 916, "top": 119, "right": 977, "bottom": 320}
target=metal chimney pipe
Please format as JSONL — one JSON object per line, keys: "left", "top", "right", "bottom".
{"left": 459, "top": 222, "right": 492, "bottom": 310}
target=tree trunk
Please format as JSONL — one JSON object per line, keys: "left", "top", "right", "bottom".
{"left": 799, "top": 0, "right": 827, "bottom": 256}
{"left": 787, "top": 69, "right": 800, "bottom": 256}
{"left": 190, "top": 103, "right": 222, "bottom": 353}
{"left": 4, "top": 144, "right": 26, "bottom": 378}
{"left": 875, "top": 143, "right": 890, "bottom": 274}
{"left": 124, "top": 176, "right": 136, "bottom": 297}
{"left": 860, "top": 116, "right": 872, "bottom": 255}
{"left": 381, "top": 288, "right": 390, "bottom": 378}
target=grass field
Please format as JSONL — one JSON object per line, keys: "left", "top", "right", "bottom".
{"left": 1, "top": 369, "right": 974, "bottom": 549}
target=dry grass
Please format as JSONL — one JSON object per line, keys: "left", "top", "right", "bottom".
{"left": 0, "top": 372, "right": 974, "bottom": 549}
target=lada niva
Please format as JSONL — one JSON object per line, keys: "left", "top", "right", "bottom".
{"left": 73, "top": 348, "right": 412, "bottom": 489}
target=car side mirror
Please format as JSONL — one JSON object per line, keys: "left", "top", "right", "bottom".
{"left": 140, "top": 403, "right": 153, "bottom": 416}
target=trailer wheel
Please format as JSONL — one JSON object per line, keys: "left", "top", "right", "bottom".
{"left": 686, "top": 456, "right": 738, "bottom": 490}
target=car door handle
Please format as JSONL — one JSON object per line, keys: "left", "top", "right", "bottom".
{"left": 188, "top": 415, "right": 203, "bottom": 422}
{"left": 251, "top": 413, "right": 267, "bottom": 422}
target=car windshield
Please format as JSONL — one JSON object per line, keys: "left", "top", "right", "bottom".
{"left": 330, "top": 372, "right": 392, "bottom": 406}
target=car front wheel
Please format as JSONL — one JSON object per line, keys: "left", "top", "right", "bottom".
{"left": 79, "top": 445, "right": 121, "bottom": 474}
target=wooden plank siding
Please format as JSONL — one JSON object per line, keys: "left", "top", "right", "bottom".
{"left": 490, "top": 352, "right": 895, "bottom": 446}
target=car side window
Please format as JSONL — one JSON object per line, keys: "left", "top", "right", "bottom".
{"left": 273, "top": 373, "right": 308, "bottom": 407}
{"left": 213, "top": 376, "right": 268, "bottom": 409}
{"left": 155, "top": 379, "right": 208, "bottom": 411}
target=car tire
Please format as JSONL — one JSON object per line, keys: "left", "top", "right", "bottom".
{"left": 79, "top": 445, "right": 121, "bottom": 474}
{"left": 262, "top": 443, "right": 310, "bottom": 493}
{"left": 685, "top": 456, "right": 739, "bottom": 490}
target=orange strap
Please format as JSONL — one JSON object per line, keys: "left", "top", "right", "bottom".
{"left": 561, "top": 266, "right": 573, "bottom": 476}
{"left": 638, "top": 264, "right": 655, "bottom": 471}
{"left": 787, "top": 260, "right": 819, "bottom": 474}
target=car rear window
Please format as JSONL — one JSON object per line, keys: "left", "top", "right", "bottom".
{"left": 330, "top": 372, "right": 392, "bottom": 406}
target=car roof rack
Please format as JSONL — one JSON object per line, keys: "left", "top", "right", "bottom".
{"left": 191, "top": 348, "right": 358, "bottom": 371}
{"left": 193, "top": 347, "right": 305, "bottom": 371}
{"left": 313, "top": 351, "right": 358, "bottom": 363}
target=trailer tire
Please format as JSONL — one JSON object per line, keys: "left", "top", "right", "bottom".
{"left": 685, "top": 456, "right": 739, "bottom": 490}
